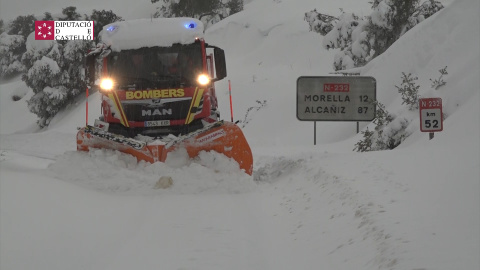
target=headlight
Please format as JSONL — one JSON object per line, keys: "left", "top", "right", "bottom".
{"left": 100, "top": 78, "right": 114, "bottom": 91}
{"left": 197, "top": 74, "right": 210, "bottom": 86}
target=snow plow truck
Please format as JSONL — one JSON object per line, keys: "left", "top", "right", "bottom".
{"left": 76, "top": 17, "right": 253, "bottom": 175}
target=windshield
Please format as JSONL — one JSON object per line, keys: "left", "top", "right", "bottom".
{"left": 107, "top": 43, "right": 203, "bottom": 89}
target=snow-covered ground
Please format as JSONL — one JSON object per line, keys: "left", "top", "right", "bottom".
{"left": 1, "top": 0, "right": 479, "bottom": 269}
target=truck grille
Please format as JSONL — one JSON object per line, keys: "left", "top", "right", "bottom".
{"left": 122, "top": 99, "right": 192, "bottom": 122}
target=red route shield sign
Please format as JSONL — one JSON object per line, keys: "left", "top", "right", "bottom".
{"left": 35, "top": 21, "right": 55, "bottom": 40}
{"left": 419, "top": 97, "right": 443, "bottom": 132}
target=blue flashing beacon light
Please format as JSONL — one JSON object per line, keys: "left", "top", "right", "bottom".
{"left": 184, "top": 22, "right": 196, "bottom": 29}
{"left": 106, "top": 25, "right": 117, "bottom": 32}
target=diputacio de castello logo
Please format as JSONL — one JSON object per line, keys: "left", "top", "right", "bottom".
{"left": 35, "top": 21, "right": 94, "bottom": 40}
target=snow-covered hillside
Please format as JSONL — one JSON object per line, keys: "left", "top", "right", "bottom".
{"left": 1, "top": 0, "right": 478, "bottom": 270}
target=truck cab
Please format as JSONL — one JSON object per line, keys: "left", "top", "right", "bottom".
{"left": 86, "top": 18, "right": 226, "bottom": 138}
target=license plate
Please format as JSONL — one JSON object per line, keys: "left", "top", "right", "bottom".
{"left": 144, "top": 120, "right": 170, "bottom": 127}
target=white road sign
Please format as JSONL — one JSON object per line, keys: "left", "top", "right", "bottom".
{"left": 419, "top": 98, "right": 443, "bottom": 132}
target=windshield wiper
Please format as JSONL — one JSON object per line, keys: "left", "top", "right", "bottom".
{"left": 116, "top": 74, "right": 193, "bottom": 89}
{"left": 117, "top": 75, "right": 154, "bottom": 89}
{"left": 150, "top": 74, "right": 194, "bottom": 87}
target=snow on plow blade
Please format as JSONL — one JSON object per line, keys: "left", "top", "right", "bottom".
{"left": 76, "top": 121, "right": 253, "bottom": 175}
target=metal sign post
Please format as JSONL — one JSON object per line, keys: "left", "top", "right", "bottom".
{"left": 228, "top": 80, "right": 234, "bottom": 122}
{"left": 419, "top": 97, "right": 443, "bottom": 139}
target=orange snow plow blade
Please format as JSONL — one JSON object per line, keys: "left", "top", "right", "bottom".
{"left": 76, "top": 121, "right": 253, "bottom": 175}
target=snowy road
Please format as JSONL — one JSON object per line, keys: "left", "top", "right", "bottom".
{"left": 2, "top": 115, "right": 479, "bottom": 270}
{"left": 0, "top": 132, "right": 418, "bottom": 270}
{"left": 1, "top": 131, "right": 400, "bottom": 270}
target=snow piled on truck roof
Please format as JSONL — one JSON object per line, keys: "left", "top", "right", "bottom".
{"left": 99, "top": 17, "right": 204, "bottom": 51}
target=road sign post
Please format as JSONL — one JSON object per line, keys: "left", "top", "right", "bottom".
{"left": 419, "top": 97, "right": 443, "bottom": 140}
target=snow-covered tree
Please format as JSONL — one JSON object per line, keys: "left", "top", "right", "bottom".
{"left": 354, "top": 100, "right": 408, "bottom": 152}
{"left": 59, "top": 6, "right": 83, "bottom": 21}
{"left": 153, "top": 0, "right": 221, "bottom": 18}
{"left": 7, "top": 15, "right": 36, "bottom": 40}
{"left": 152, "top": 0, "right": 243, "bottom": 27}
{"left": 304, "top": 9, "right": 338, "bottom": 36}
{"left": 88, "top": 10, "right": 123, "bottom": 42}
{"left": 226, "top": 0, "right": 243, "bottom": 15}
{"left": 321, "top": 12, "right": 371, "bottom": 70}
{"left": 367, "top": 0, "right": 443, "bottom": 59}
{"left": 322, "top": 12, "right": 362, "bottom": 50}
{"left": 0, "top": 20, "right": 4, "bottom": 34}
{"left": 396, "top": 72, "right": 420, "bottom": 110}
{"left": 22, "top": 33, "right": 93, "bottom": 127}
{"left": 405, "top": 0, "right": 444, "bottom": 33}
{"left": 367, "top": 0, "right": 419, "bottom": 59}
{"left": 6, "top": 7, "right": 121, "bottom": 127}
{"left": 0, "top": 15, "right": 36, "bottom": 78}
{"left": 312, "top": 0, "right": 443, "bottom": 71}
{"left": 42, "top": 12, "right": 54, "bottom": 21}
{"left": 23, "top": 35, "right": 63, "bottom": 126}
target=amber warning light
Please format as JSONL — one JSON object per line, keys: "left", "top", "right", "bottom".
{"left": 100, "top": 78, "right": 114, "bottom": 91}
{"left": 197, "top": 74, "right": 210, "bottom": 85}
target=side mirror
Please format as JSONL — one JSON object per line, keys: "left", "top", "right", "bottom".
{"left": 85, "top": 53, "right": 97, "bottom": 87}
{"left": 214, "top": 48, "right": 227, "bottom": 80}
{"left": 85, "top": 43, "right": 111, "bottom": 87}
